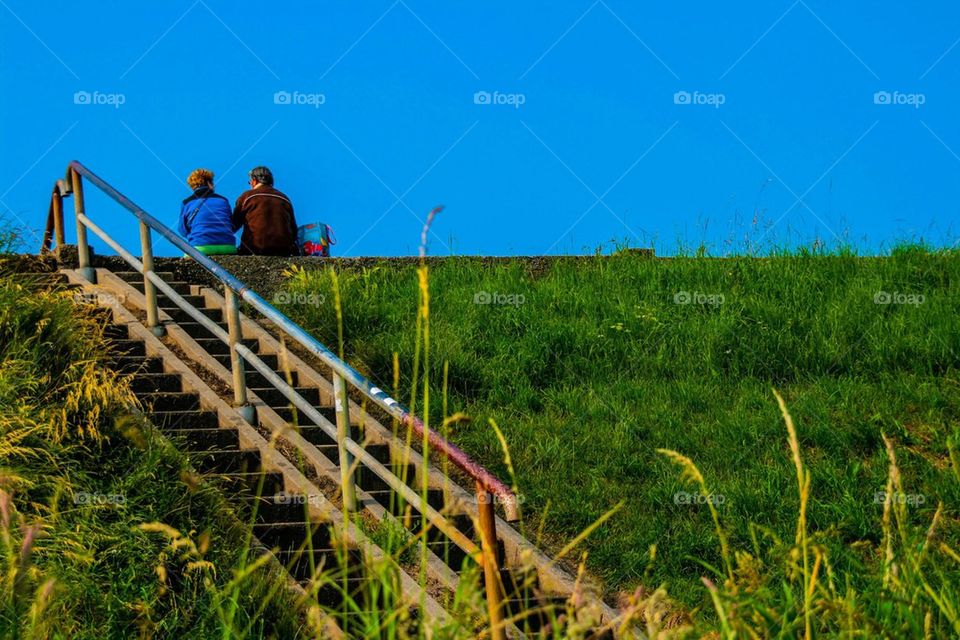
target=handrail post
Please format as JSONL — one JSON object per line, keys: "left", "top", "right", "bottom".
{"left": 41, "top": 206, "right": 53, "bottom": 254}
{"left": 42, "top": 187, "right": 65, "bottom": 254}
{"left": 333, "top": 372, "right": 357, "bottom": 512}
{"left": 139, "top": 220, "right": 163, "bottom": 336}
{"left": 224, "top": 287, "right": 254, "bottom": 423}
{"left": 70, "top": 169, "right": 95, "bottom": 282}
{"left": 52, "top": 189, "right": 64, "bottom": 249}
{"left": 477, "top": 483, "right": 506, "bottom": 640}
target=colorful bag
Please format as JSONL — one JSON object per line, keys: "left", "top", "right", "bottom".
{"left": 297, "top": 222, "right": 336, "bottom": 257}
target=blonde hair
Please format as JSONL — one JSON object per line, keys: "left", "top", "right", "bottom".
{"left": 187, "top": 168, "right": 214, "bottom": 190}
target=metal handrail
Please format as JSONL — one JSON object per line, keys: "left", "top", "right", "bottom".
{"left": 46, "top": 160, "right": 515, "bottom": 638}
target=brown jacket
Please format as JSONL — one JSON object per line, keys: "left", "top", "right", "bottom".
{"left": 232, "top": 186, "right": 299, "bottom": 256}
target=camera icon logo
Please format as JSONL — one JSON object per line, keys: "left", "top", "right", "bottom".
{"left": 274, "top": 90, "right": 292, "bottom": 105}
{"left": 673, "top": 91, "right": 691, "bottom": 105}
{"left": 873, "top": 290, "right": 892, "bottom": 305}
{"left": 673, "top": 291, "right": 691, "bottom": 304}
{"left": 873, "top": 91, "right": 891, "bottom": 105}
{"left": 473, "top": 91, "right": 492, "bottom": 105}
{"left": 73, "top": 91, "right": 91, "bottom": 105}
{"left": 273, "top": 291, "right": 292, "bottom": 304}
{"left": 474, "top": 291, "right": 492, "bottom": 304}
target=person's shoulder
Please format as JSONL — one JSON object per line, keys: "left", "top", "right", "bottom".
{"left": 235, "top": 188, "right": 256, "bottom": 205}
{"left": 182, "top": 192, "right": 199, "bottom": 205}
{"left": 268, "top": 187, "right": 293, "bottom": 203}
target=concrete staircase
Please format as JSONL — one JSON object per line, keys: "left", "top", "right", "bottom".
{"left": 26, "top": 264, "right": 623, "bottom": 637}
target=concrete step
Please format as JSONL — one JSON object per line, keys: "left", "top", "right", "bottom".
{"left": 408, "top": 512, "right": 476, "bottom": 543}
{"left": 113, "top": 271, "right": 176, "bottom": 283}
{"left": 212, "top": 353, "right": 299, "bottom": 387}
{"left": 109, "top": 339, "right": 146, "bottom": 357}
{"left": 195, "top": 449, "right": 262, "bottom": 474}
{"left": 253, "top": 521, "right": 334, "bottom": 551}
{"left": 277, "top": 548, "right": 365, "bottom": 589}
{"left": 130, "top": 373, "right": 182, "bottom": 393}
{"left": 294, "top": 424, "right": 359, "bottom": 446}
{"left": 142, "top": 392, "right": 201, "bottom": 412}
{"left": 166, "top": 427, "right": 239, "bottom": 450}
{"left": 177, "top": 321, "right": 227, "bottom": 341}
{"left": 127, "top": 280, "right": 194, "bottom": 296}
{"left": 154, "top": 293, "right": 208, "bottom": 308}
{"left": 248, "top": 369, "right": 298, "bottom": 388}
{"left": 243, "top": 495, "right": 317, "bottom": 524}
{"left": 214, "top": 351, "right": 278, "bottom": 369}
{"left": 428, "top": 539, "right": 469, "bottom": 572}
{"left": 152, "top": 410, "right": 218, "bottom": 430}
{"left": 269, "top": 405, "right": 335, "bottom": 424}
{"left": 366, "top": 487, "right": 446, "bottom": 514}
{"left": 161, "top": 306, "right": 223, "bottom": 324}
{"left": 310, "top": 575, "right": 366, "bottom": 607}
{"left": 103, "top": 324, "right": 129, "bottom": 340}
{"left": 355, "top": 463, "right": 415, "bottom": 494}
{"left": 248, "top": 386, "right": 320, "bottom": 408}
{"left": 110, "top": 355, "right": 164, "bottom": 375}
{"left": 219, "top": 471, "right": 285, "bottom": 497}
{"left": 191, "top": 337, "right": 259, "bottom": 356}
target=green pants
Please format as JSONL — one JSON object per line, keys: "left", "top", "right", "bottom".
{"left": 192, "top": 244, "right": 237, "bottom": 256}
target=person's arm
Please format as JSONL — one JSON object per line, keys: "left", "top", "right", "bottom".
{"left": 288, "top": 203, "right": 298, "bottom": 238}
{"left": 288, "top": 202, "right": 300, "bottom": 255}
{"left": 178, "top": 202, "right": 189, "bottom": 236}
{"left": 231, "top": 196, "right": 245, "bottom": 232}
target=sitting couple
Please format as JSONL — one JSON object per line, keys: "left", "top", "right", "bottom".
{"left": 177, "top": 165, "right": 299, "bottom": 256}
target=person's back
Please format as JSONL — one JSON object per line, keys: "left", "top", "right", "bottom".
{"left": 232, "top": 166, "right": 298, "bottom": 256}
{"left": 178, "top": 169, "right": 236, "bottom": 255}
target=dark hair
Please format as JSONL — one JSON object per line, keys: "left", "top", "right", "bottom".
{"left": 249, "top": 166, "right": 274, "bottom": 186}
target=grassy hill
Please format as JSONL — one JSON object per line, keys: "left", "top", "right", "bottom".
{"left": 4, "top": 239, "right": 959, "bottom": 637}
{"left": 275, "top": 248, "right": 960, "bottom": 616}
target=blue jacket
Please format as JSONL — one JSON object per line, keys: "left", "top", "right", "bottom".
{"left": 178, "top": 186, "right": 236, "bottom": 247}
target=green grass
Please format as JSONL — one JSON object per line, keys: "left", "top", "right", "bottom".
{"left": 275, "top": 248, "right": 960, "bottom": 614}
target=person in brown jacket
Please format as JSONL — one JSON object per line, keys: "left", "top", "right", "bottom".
{"left": 232, "top": 166, "right": 300, "bottom": 256}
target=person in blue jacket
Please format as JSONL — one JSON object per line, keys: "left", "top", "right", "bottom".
{"left": 178, "top": 168, "right": 237, "bottom": 255}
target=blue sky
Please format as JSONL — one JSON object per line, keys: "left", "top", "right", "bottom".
{"left": 1, "top": 1, "right": 958, "bottom": 257}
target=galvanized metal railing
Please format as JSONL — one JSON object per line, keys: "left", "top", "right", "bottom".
{"left": 42, "top": 160, "right": 517, "bottom": 638}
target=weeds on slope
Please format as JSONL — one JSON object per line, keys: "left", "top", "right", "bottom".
{"left": 647, "top": 391, "right": 960, "bottom": 638}
{"left": 0, "top": 273, "right": 301, "bottom": 638}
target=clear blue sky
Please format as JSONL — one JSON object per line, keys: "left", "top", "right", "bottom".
{"left": 1, "top": 1, "right": 958, "bottom": 257}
